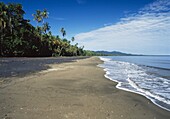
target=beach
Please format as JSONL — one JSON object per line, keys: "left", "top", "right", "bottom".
{"left": 0, "top": 57, "right": 88, "bottom": 78}
{"left": 0, "top": 57, "right": 170, "bottom": 119}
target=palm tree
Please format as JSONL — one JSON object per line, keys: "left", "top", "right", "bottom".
{"left": 75, "top": 43, "right": 78, "bottom": 47}
{"left": 33, "top": 9, "right": 49, "bottom": 41}
{"left": 8, "top": 3, "right": 25, "bottom": 39}
{"left": 33, "top": 10, "right": 42, "bottom": 23}
{"left": 36, "top": 26, "right": 42, "bottom": 35}
{"left": 71, "top": 37, "right": 75, "bottom": 42}
{"left": 60, "top": 27, "right": 66, "bottom": 38}
{"left": 63, "top": 30, "right": 66, "bottom": 37}
{"left": 42, "top": 22, "right": 50, "bottom": 33}
{"left": 0, "top": 2, "right": 7, "bottom": 56}
{"left": 33, "top": 9, "right": 48, "bottom": 24}
{"left": 42, "top": 9, "right": 48, "bottom": 19}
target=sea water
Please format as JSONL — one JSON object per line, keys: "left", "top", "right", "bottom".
{"left": 99, "top": 56, "right": 170, "bottom": 111}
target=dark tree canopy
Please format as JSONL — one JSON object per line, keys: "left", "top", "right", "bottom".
{"left": 0, "top": 2, "right": 98, "bottom": 57}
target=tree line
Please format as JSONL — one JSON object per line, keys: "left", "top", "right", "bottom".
{"left": 0, "top": 2, "right": 97, "bottom": 57}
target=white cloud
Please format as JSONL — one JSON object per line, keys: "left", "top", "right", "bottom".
{"left": 75, "top": 0, "right": 170, "bottom": 55}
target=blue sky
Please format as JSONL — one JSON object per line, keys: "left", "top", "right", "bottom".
{"left": 2, "top": 0, "right": 170, "bottom": 55}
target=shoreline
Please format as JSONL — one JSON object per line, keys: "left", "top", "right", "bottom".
{"left": 99, "top": 56, "right": 170, "bottom": 112}
{"left": 0, "top": 57, "right": 170, "bottom": 119}
{"left": 103, "top": 69, "right": 170, "bottom": 112}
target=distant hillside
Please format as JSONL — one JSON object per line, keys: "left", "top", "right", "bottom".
{"left": 94, "top": 51, "right": 138, "bottom": 56}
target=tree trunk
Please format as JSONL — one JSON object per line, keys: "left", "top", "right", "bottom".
{"left": 0, "top": 22, "right": 4, "bottom": 56}
{"left": 58, "top": 47, "right": 64, "bottom": 56}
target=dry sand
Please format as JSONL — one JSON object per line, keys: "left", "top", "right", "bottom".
{"left": 0, "top": 57, "right": 170, "bottom": 119}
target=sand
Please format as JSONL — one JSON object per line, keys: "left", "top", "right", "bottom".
{"left": 0, "top": 57, "right": 170, "bottom": 119}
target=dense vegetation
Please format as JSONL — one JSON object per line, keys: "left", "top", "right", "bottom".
{"left": 0, "top": 2, "right": 97, "bottom": 57}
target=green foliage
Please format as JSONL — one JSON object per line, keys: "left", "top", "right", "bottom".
{"left": 33, "top": 9, "right": 48, "bottom": 23}
{"left": 0, "top": 2, "right": 99, "bottom": 57}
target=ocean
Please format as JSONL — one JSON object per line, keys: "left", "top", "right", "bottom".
{"left": 99, "top": 56, "right": 170, "bottom": 111}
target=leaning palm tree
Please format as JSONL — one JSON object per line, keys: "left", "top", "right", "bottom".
{"left": 33, "top": 9, "right": 49, "bottom": 41}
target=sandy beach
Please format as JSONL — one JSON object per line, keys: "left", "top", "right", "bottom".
{"left": 0, "top": 57, "right": 170, "bottom": 119}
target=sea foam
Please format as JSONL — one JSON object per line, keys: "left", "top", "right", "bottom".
{"left": 99, "top": 56, "right": 170, "bottom": 111}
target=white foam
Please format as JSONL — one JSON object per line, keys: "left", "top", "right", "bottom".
{"left": 98, "top": 56, "right": 170, "bottom": 112}
{"left": 99, "top": 57, "right": 111, "bottom": 62}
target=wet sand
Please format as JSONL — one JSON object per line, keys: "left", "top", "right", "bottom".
{"left": 0, "top": 57, "right": 88, "bottom": 79}
{"left": 0, "top": 57, "right": 170, "bottom": 119}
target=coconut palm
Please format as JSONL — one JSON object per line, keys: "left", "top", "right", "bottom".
{"left": 0, "top": 2, "right": 7, "bottom": 56}
{"left": 42, "top": 9, "right": 49, "bottom": 19}
{"left": 71, "top": 37, "right": 75, "bottom": 42}
{"left": 33, "top": 10, "right": 42, "bottom": 23}
{"left": 0, "top": 2, "right": 90, "bottom": 57}
{"left": 33, "top": 9, "right": 48, "bottom": 24}
{"left": 42, "top": 22, "right": 50, "bottom": 33}
{"left": 60, "top": 27, "right": 66, "bottom": 38}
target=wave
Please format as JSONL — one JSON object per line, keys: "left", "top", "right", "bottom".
{"left": 99, "top": 56, "right": 170, "bottom": 111}
{"left": 142, "top": 65, "right": 170, "bottom": 71}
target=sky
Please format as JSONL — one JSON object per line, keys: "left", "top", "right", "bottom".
{"left": 1, "top": 0, "right": 170, "bottom": 55}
